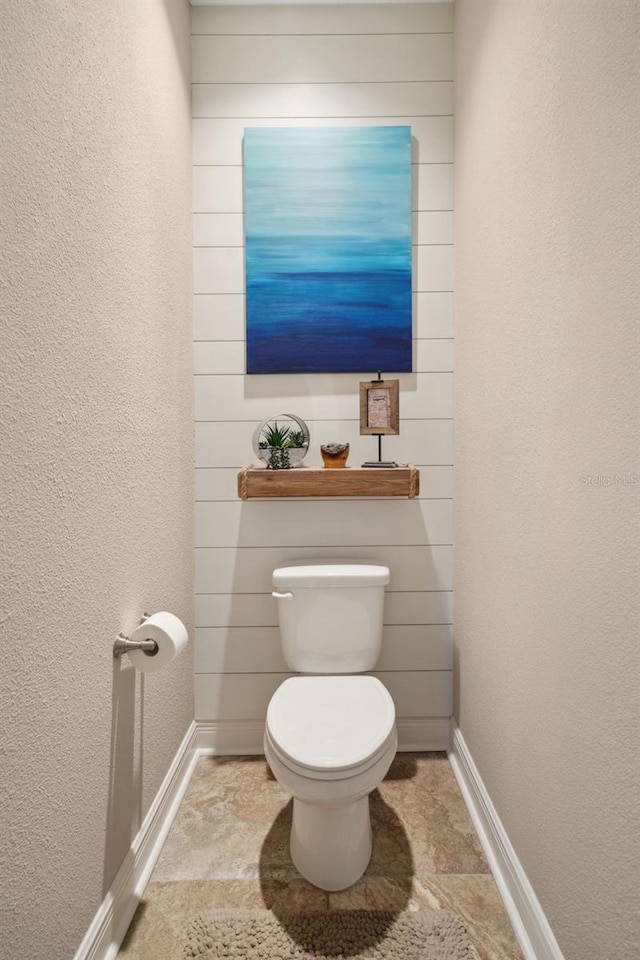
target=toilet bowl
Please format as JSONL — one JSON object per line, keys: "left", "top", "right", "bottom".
{"left": 265, "top": 675, "right": 397, "bottom": 891}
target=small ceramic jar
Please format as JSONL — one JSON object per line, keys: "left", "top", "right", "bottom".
{"left": 320, "top": 443, "right": 350, "bottom": 469}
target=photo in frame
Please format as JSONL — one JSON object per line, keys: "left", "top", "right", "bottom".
{"left": 359, "top": 379, "right": 400, "bottom": 436}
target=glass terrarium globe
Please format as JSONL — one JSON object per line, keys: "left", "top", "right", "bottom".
{"left": 252, "top": 413, "right": 310, "bottom": 470}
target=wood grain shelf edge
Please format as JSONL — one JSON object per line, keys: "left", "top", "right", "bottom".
{"left": 237, "top": 465, "right": 420, "bottom": 499}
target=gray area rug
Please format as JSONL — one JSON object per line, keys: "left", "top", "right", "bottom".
{"left": 183, "top": 909, "right": 476, "bottom": 959}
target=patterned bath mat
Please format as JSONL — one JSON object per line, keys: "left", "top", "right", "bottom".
{"left": 183, "top": 909, "right": 476, "bottom": 959}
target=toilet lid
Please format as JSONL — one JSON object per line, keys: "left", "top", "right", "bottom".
{"left": 266, "top": 676, "right": 396, "bottom": 773}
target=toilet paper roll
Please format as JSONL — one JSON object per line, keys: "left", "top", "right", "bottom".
{"left": 128, "top": 611, "right": 188, "bottom": 674}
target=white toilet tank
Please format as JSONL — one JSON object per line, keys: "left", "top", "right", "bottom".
{"left": 272, "top": 563, "right": 390, "bottom": 673}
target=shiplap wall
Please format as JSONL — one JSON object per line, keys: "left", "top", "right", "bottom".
{"left": 192, "top": 3, "right": 454, "bottom": 749}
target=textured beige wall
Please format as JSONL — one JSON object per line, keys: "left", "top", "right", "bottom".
{"left": 454, "top": 2, "right": 639, "bottom": 958}
{"left": 0, "top": 2, "right": 193, "bottom": 958}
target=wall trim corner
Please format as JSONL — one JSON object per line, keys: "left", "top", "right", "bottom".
{"left": 73, "top": 720, "right": 199, "bottom": 960}
{"left": 195, "top": 718, "right": 266, "bottom": 754}
{"left": 448, "top": 723, "right": 564, "bottom": 960}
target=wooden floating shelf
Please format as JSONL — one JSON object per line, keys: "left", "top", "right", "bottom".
{"left": 237, "top": 464, "right": 420, "bottom": 500}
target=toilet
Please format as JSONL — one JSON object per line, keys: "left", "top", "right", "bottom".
{"left": 264, "top": 562, "right": 397, "bottom": 891}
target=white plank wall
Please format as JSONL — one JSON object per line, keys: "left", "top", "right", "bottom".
{"left": 191, "top": 3, "right": 454, "bottom": 742}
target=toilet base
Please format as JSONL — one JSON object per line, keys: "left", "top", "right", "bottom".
{"left": 290, "top": 795, "right": 372, "bottom": 891}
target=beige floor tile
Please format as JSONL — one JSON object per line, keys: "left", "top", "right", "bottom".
{"left": 374, "top": 753, "right": 489, "bottom": 875}
{"left": 328, "top": 876, "right": 421, "bottom": 912}
{"left": 152, "top": 756, "right": 294, "bottom": 881}
{"left": 118, "top": 754, "right": 521, "bottom": 960}
{"left": 153, "top": 753, "right": 488, "bottom": 882}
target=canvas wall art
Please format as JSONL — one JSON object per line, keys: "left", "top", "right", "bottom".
{"left": 244, "top": 126, "right": 413, "bottom": 374}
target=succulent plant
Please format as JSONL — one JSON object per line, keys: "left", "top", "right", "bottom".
{"left": 287, "top": 429, "right": 308, "bottom": 449}
{"left": 261, "top": 422, "right": 292, "bottom": 448}
{"left": 259, "top": 422, "right": 291, "bottom": 469}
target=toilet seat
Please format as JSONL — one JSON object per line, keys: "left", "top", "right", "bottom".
{"left": 266, "top": 675, "right": 396, "bottom": 781}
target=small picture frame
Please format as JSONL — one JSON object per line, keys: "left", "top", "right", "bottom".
{"left": 359, "top": 379, "right": 400, "bottom": 435}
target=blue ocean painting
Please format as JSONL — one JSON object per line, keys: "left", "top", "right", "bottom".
{"left": 244, "top": 126, "right": 413, "bottom": 374}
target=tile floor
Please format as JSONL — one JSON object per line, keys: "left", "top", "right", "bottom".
{"left": 118, "top": 753, "right": 523, "bottom": 960}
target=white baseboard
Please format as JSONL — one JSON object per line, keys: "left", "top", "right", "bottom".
{"left": 195, "top": 719, "right": 266, "bottom": 754}
{"left": 448, "top": 724, "right": 564, "bottom": 960}
{"left": 195, "top": 716, "right": 451, "bottom": 755}
{"left": 73, "top": 721, "right": 199, "bottom": 960}
{"left": 396, "top": 716, "right": 451, "bottom": 751}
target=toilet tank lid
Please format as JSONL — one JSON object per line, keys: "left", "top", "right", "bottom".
{"left": 273, "top": 563, "right": 390, "bottom": 589}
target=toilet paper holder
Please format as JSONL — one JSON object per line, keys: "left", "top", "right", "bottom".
{"left": 113, "top": 614, "right": 159, "bottom": 659}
